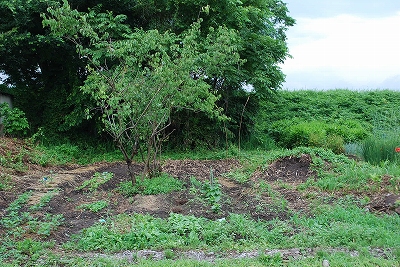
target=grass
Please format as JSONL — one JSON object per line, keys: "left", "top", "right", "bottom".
{"left": 24, "top": 253, "right": 398, "bottom": 267}
{"left": 361, "top": 130, "right": 400, "bottom": 165}
{"left": 62, "top": 204, "right": 400, "bottom": 253}
{"left": 31, "top": 142, "right": 123, "bottom": 166}
{"left": 290, "top": 204, "right": 400, "bottom": 248}
{"left": 119, "top": 173, "right": 184, "bottom": 196}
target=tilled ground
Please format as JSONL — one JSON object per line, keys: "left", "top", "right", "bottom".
{"left": 1, "top": 137, "right": 399, "bottom": 262}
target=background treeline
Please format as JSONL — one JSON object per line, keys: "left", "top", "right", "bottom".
{"left": 4, "top": 86, "right": 400, "bottom": 154}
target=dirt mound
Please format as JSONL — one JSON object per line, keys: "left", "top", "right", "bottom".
{"left": 252, "top": 154, "right": 316, "bottom": 184}
{"left": 0, "top": 137, "right": 47, "bottom": 174}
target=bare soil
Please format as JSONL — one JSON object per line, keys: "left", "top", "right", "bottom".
{"left": 1, "top": 137, "right": 399, "bottom": 260}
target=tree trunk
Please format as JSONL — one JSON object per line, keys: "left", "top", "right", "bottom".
{"left": 126, "top": 159, "right": 136, "bottom": 184}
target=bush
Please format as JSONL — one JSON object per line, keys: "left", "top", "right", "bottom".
{"left": 0, "top": 103, "right": 29, "bottom": 137}
{"left": 268, "top": 119, "right": 367, "bottom": 153}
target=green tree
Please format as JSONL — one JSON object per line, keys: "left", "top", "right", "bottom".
{"left": 0, "top": 0, "right": 94, "bottom": 135}
{"left": 43, "top": 2, "right": 240, "bottom": 180}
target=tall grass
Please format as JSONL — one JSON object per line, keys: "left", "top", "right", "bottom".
{"left": 362, "top": 132, "right": 400, "bottom": 165}
{"left": 361, "top": 108, "right": 400, "bottom": 165}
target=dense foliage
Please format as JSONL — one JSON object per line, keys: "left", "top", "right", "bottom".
{"left": 0, "top": 0, "right": 294, "bottom": 148}
{"left": 0, "top": 103, "right": 29, "bottom": 137}
{"left": 253, "top": 89, "right": 400, "bottom": 151}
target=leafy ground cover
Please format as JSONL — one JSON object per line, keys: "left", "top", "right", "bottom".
{"left": 0, "top": 137, "right": 399, "bottom": 266}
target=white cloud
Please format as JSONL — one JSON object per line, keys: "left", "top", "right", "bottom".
{"left": 282, "top": 12, "right": 400, "bottom": 89}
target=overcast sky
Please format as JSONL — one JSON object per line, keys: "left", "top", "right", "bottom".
{"left": 281, "top": 0, "right": 400, "bottom": 90}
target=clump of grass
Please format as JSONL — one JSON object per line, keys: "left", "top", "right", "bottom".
{"left": 119, "top": 173, "right": 184, "bottom": 196}
{"left": 361, "top": 131, "right": 400, "bottom": 165}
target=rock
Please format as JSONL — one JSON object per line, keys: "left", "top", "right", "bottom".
{"left": 384, "top": 194, "right": 400, "bottom": 214}
{"left": 322, "top": 259, "right": 330, "bottom": 267}
{"left": 395, "top": 206, "right": 400, "bottom": 215}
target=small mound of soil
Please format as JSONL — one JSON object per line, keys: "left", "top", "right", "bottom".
{"left": 253, "top": 154, "right": 316, "bottom": 184}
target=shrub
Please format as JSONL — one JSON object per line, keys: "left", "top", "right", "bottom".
{"left": 0, "top": 103, "right": 29, "bottom": 137}
{"left": 268, "top": 119, "right": 367, "bottom": 153}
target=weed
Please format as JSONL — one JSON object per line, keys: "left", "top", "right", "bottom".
{"left": 222, "top": 169, "right": 251, "bottom": 184}
{"left": 30, "top": 189, "right": 59, "bottom": 211}
{"left": 1, "top": 191, "right": 32, "bottom": 228}
{"left": 189, "top": 169, "right": 222, "bottom": 213}
{"left": 255, "top": 180, "right": 276, "bottom": 197}
{"left": 0, "top": 191, "right": 64, "bottom": 265}
{"left": 119, "top": 173, "right": 183, "bottom": 196}
{"left": 257, "top": 252, "right": 283, "bottom": 265}
{"left": 164, "top": 249, "right": 176, "bottom": 259}
{"left": 201, "top": 168, "right": 222, "bottom": 213}
{"left": 27, "top": 214, "right": 65, "bottom": 236}
{"left": 0, "top": 147, "right": 28, "bottom": 172}
{"left": 77, "top": 200, "right": 109, "bottom": 212}
{"left": 76, "top": 171, "right": 113, "bottom": 192}
{"left": 0, "top": 173, "right": 12, "bottom": 190}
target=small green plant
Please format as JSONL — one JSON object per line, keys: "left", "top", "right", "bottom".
{"left": 0, "top": 173, "right": 12, "bottom": 190}
{"left": 191, "top": 168, "right": 222, "bottom": 213}
{"left": 163, "top": 249, "right": 176, "bottom": 259}
{"left": 255, "top": 181, "right": 277, "bottom": 197}
{"left": 30, "top": 189, "right": 59, "bottom": 211}
{"left": 77, "top": 200, "right": 109, "bottom": 212}
{"left": 119, "top": 173, "right": 183, "bottom": 196}
{"left": 1, "top": 192, "right": 64, "bottom": 237}
{"left": 27, "top": 214, "right": 64, "bottom": 236}
{"left": 1, "top": 191, "right": 33, "bottom": 229}
{"left": 257, "top": 252, "right": 283, "bottom": 265}
{"left": 222, "top": 169, "right": 251, "bottom": 184}
{"left": 76, "top": 172, "right": 113, "bottom": 192}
